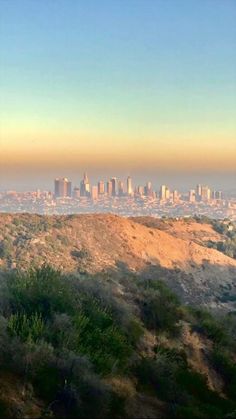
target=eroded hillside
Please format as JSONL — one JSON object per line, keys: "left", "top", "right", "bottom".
{"left": 0, "top": 214, "right": 236, "bottom": 307}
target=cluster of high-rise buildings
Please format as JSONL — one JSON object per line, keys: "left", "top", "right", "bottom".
{"left": 54, "top": 175, "right": 223, "bottom": 203}
{"left": 54, "top": 174, "right": 134, "bottom": 200}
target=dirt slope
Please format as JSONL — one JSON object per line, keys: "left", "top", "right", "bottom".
{"left": 131, "top": 216, "right": 222, "bottom": 245}
{"left": 0, "top": 213, "right": 236, "bottom": 307}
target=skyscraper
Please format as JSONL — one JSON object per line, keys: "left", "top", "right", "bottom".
{"left": 172, "top": 190, "right": 179, "bottom": 202}
{"left": 201, "top": 185, "right": 211, "bottom": 201}
{"left": 196, "top": 184, "right": 202, "bottom": 201}
{"left": 159, "top": 185, "right": 167, "bottom": 200}
{"left": 189, "top": 189, "right": 196, "bottom": 202}
{"left": 91, "top": 185, "right": 98, "bottom": 200}
{"left": 98, "top": 180, "right": 105, "bottom": 195}
{"left": 54, "top": 178, "right": 71, "bottom": 198}
{"left": 110, "top": 177, "right": 118, "bottom": 196}
{"left": 80, "top": 173, "right": 90, "bottom": 197}
{"left": 127, "top": 176, "right": 132, "bottom": 195}
{"left": 165, "top": 187, "right": 170, "bottom": 200}
{"left": 144, "top": 181, "right": 152, "bottom": 197}
{"left": 118, "top": 180, "right": 124, "bottom": 196}
{"left": 107, "top": 180, "right": 112, "bottom": 196}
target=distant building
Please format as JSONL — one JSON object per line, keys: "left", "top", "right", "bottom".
{"left": 54, "top": 178, "right": 71, "bottom": 198}
{"left": 118, "top": 180, "right": 124, "bottom": 196}
{"left": 80, "top": 173, "right": 90, "bottom": 197}
{"left": 215, "top": 191, "right": 222, "bottom": 200}
{"left": 196, "top": 184, "right": 202, "bottom": 201}
{"left": 73, "top": 187, "right": 80, "bottom": 199}
{"left": 137, "top": 185, "right": 144, "bottom": 196}
{"left": 189, "top": 189, "right": 196, "bottom": 202}
{"left": 111, "top": 177, "right": 118, "bottom": 196}
{"left": 165, "top": 187, "right": 170, "bottom": 200}
{"left": 98, "top": 180, "right": 105, "bottom": 195}
{"left": 144, "top": 182, "right": 152, "bottom": 197}
{"left": 91, "top": 185, "right": 98, "bottom": 200}
{"left": 173, "top": 190, "right": 179, "bottom": 202}
{"left": 107, "top": 180, "right": 112, "bottom": 196}
{"left": 127, "top": 176, "right": 132, "bottom": 195}
{"left": 159, "top": 185, "right": 167, "bottom": 200}
{"left": 201, "top": 185, "right": 211, "bottom": 201}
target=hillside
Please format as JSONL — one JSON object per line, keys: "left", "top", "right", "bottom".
{"left": 0, "top": 215, "right": 236, "bottom": 418}
{"left": 0, "top": 266, "right": 236, "bottom": 419}
{"left": 130, "top": 216, "right": 223, "bottom": 245}
{"left": 0, "top": 213, "right": 236, "bottom": 308}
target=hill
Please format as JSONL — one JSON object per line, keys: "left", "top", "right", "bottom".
{"left": 0, "top": 213, "right": 236, "bottom": 308}
{"left": 0, "top": 266, "right": 236, "bottom": 419}
{"left": 0, "top": 215, "right": 236, "bottom": 418}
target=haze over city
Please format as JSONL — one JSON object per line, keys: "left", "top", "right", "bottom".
{"left": 0, "top": 0, "right": 236, "bottom": 192}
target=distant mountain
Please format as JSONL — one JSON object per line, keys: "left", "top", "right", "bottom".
{"left": 0, "top": 213, "right": 236, "bottom": 309}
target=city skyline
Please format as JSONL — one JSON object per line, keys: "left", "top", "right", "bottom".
{"left": 0, "top": 170, "right": 235, "bottom": 195}
{"left": 0, "top": 0, "right": 236, "bottom": 190}
{"left": 0, "top": 172, "right": 235, "bottom": 220}
{"left": 0, "top": 172, "right": 228, "bottom": 197}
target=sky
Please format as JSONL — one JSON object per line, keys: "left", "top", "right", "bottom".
{"left": 0, "top": 0, "right": 236, "bottom": 191}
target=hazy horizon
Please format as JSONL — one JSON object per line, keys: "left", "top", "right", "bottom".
{"left": 0, "top": 169, "right": 235, "bottom": 194}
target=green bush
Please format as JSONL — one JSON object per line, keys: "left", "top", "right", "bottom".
{"left": 7, "top": 312, "right": 45, "bottom": 342}
{"left": 7, "top": 265, "right": 76, "bottom": 318}
{"left": 138, "top": 279, "right": 182, "bottom": 335}
{"left": 188, "top": 308, "right": 228, "bottom": 345}
{"left": 210, "top": 349, "right": 236, "bottom": 399}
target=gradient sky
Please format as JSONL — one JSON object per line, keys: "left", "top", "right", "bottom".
{"left": 0, "top": 0, "right": 236, "bottom": 190}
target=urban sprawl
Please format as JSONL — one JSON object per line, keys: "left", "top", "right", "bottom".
{"left": 0, "top": 174, "right": 235, "bottom": 220}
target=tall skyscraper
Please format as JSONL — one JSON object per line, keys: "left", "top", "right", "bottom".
{"left": 173, "top": 190, "right": 179, "bottom": 202}
{"left": 159, "top": 185, "right": 167, "bottom": 200}
{"left": 98, "top": 180, "right": 105, "bottom": 195}
{"left": 110, "top": 177, "right": 118, "bottom": 196}
{"left": 144, "top": 181, "right": 152, "bottom": 197}
{"left": 165, "top": 187, "right": 170, "bottom": 200}
{"left": 107, "top": 180, "right": 112, "bottom": 196}
{"left": 127, "top": 176, "right": 132, "bottom": 195}
{"left": 91, "top": 185, "right": 98, "bottom": 200}
{"left": 201, "top": 185, "right": 211, "bottom": 201}
{"left": 54, "top": 178, "right": 71, "bottom": 198}
{"left": 189, "top": 189, "right": 196, "bottom": 202}
{"left": 118, "top": 180, "right": 124, "bottom": 196}
{"left": 196, "top": 184, "right": 202, "bottom": 201}
{"left": 80, "top": 173, "right": 90, "bottom": 197}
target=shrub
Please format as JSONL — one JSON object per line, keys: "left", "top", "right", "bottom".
{"left": 7, "top": 312, "right": 45, "bottom": 343}
{"left": 210, "top": 349, "right": 236, "bottom": 399}
{"left": 138, "top": 279, "right": 182, "bottom": 335}
{"left": 189, "top": 308, "right": 228, "bottom": 345}
{"left": 7, "top": 265, "right": 77, "bottom": 319}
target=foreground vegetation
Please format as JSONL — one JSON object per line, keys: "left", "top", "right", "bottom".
{"left": 0, "top": 265, "right": 236, "bottom": 418}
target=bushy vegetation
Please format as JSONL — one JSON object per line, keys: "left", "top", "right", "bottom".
{"left": 194, "top": 217, "right": 236, "bottom": 260}
{"left": 0, "top": 266, "right": 236, "bottom": 418}
{"left": 207, "top": 237, "right": 236, "bottom": 259}
{"left": 137, "top": 277, "right": 183, "bottom": 336}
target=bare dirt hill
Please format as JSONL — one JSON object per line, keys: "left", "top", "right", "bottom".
{"left": 131, "top": 216, "right": 222, "bottom": 245}
{"left": 0, "top": 213, "right": 236, "bottom": 308}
